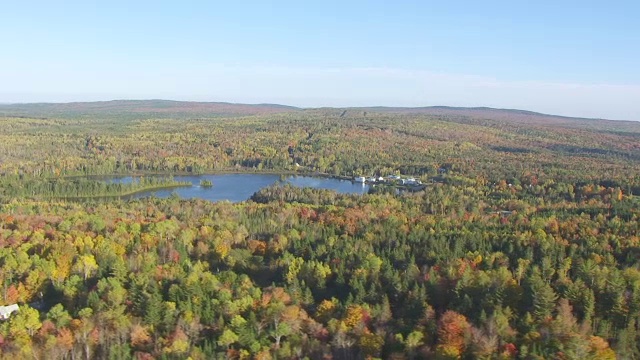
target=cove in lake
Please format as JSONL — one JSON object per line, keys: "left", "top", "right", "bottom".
{"left": 110, "top": 174, "right": 369, "bottom": 202}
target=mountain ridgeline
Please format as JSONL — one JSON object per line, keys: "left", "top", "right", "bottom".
{"left": 1, "top": 99, "right": 636, "bottom": 122}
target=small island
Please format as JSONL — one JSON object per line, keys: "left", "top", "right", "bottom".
{"left": 200, "top": 179, "right": 213, "bottom": 187}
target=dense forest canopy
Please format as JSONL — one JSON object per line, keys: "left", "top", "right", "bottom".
{"left": 0, "top": 101, "right": 638, "bottom": 359}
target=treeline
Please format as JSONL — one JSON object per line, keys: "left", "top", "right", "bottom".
{"left": 0, "top": 176, "right": 189, "bottom": 200}
{"left": 250, "top": 184, "right": 344, "bottom": 205}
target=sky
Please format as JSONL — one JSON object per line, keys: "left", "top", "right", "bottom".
{"left": 1, "top": 0, "right": 639, "bottom": 120}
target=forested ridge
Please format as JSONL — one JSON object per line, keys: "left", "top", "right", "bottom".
{"left": 0, "top": 102, "right": 639, "bottom": 359}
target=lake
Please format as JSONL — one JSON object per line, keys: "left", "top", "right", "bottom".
{"left": 110, "top": 174, "right": 369, "bottom": 202}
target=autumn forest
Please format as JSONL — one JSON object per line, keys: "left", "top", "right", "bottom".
{"left": 0, "top": 100, "right": 639, "bottom": 359}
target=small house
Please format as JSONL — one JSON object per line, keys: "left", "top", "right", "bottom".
{"left": 0, "top": 304, "right": 19, "bottom": 319}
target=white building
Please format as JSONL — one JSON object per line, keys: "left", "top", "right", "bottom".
{"left": 0, "top": 304, "right": 19, "bottom": 319}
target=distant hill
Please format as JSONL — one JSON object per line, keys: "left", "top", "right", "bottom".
{"left": 0, "top": 100, "right": 300, "bottom": 119}
{"left": 0, "top": 100, "right": 636, "bottom": 127}
{"left": 343, "top": 106, "right": 632, "bottom": 125}
{"left": 302, "top": 106, "right": 639, "bottom": 133}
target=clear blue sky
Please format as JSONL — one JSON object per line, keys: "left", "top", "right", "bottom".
{"left": 2, "top": 0, "right": 639, "bottom": 120}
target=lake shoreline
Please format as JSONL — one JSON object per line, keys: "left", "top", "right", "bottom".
{"left": 20, "top": 170, "right": 368, "bottom": 202}
{"left": 43, "top": 182, "right": 192, "bottom": 201}
{"left": 87, "top": 173, "right": 369, "bottom": 202}
{"left": 61, "top": 168, "right": 350, "bottom": 181}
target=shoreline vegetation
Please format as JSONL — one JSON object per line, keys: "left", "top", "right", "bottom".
{"left": 58, "top": 168, "right": 353, "bottom": 181}
{"left": 0, "top": 176, "right": 191, "bottom": 201}
{"left": 46, "top": 182, "right": 191, "bottom": 201}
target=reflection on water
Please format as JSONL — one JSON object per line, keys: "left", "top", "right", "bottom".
{"left": 107, "top": 174, "right": 369, "bottom": 202}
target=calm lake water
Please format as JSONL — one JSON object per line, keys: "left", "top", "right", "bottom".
{"left": 111, "top": 174, "right": 369, "bottom": 202}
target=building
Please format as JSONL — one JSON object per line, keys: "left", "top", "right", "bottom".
{"left": 0, "top": 304, "right": 19, "bottom": 319}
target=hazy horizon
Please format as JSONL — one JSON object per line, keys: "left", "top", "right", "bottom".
{"left": 2, "top": 1, "right": 639, "bottom": 121}
{"left": 0, "top": 97, "right": 635, "bottom": 122}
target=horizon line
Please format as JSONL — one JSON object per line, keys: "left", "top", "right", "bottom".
{"left": 1, "top": 98, "right": 629, "bottom": 122}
